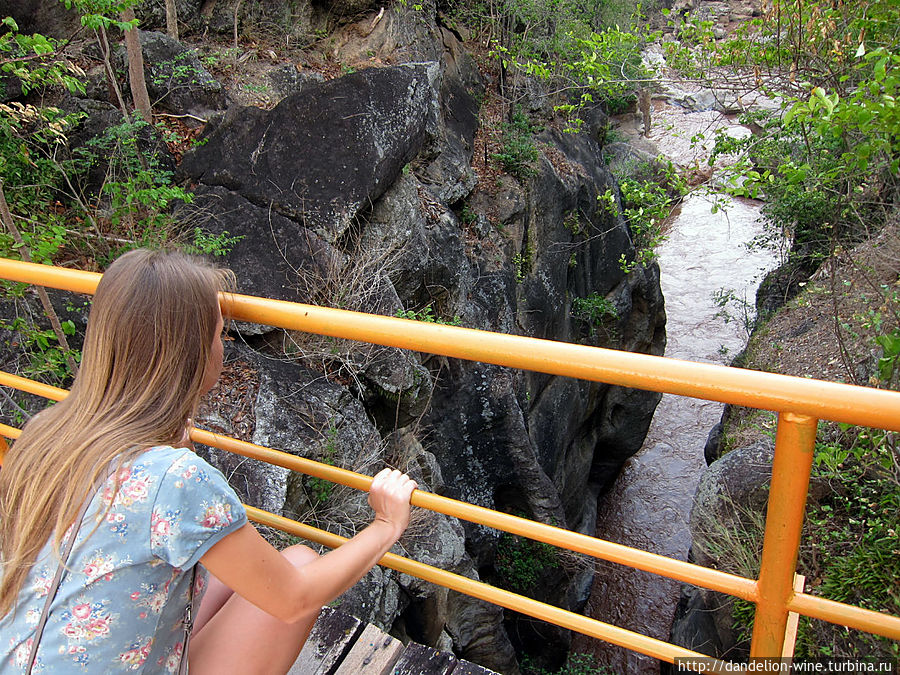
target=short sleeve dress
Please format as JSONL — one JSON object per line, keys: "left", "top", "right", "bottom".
{"left": 0, "top": 446, "right": 248, "bottom": 673}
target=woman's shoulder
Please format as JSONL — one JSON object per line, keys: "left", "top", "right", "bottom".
{"left": 119, "top": 446, "right": 219, "bottom": 492}
{"left": 131, "top": 446, "right": 238, "bottom": 502}
{"left": 132, "top": 445, "right": 203, "bottom": 472}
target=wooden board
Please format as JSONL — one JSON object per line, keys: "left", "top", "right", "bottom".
{"left": 332, "top": 622, "right": 403, "bottom": 675}
{"left": 781, "top": 574, "right": 806, "bottom": 658}
{"left": 450, "top": 660, "right": 500, "bottom": 675}
{"left": 289, "top": 606, "right": 363, "bottom": 675}
{"left": 391, "top": 642, "right": 457, "bottom": 675}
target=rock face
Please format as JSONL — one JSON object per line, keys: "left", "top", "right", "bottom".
{"left": 175, "top": 22, "right": 667, "bottom": 666}
{"left": 180, "top": 63, "right": 660, "bottom": 675}
{"left": 180, "top": 63, "right": 439, "bottom": 242}
{"left": 668, "top": 439, "right": 775, "bottom": 661}
{"left": 0, "top": 0, "right": 82, "bottom": 37}
{"left": 0, "top": 3, "right": 665, "bottom": 671}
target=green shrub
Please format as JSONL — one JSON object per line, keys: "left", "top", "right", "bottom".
{"left": 796, "top": 427, "right": 900, "bottom": 657}
{"left": 572, "top": 293, "right": 618, "bottom": 325}
{"left": 182, "top": 227, "right": 244, "bottom": 257}
{"left": 307, "top": 423, "right": 339, "bottom": 505}
{"left": 494, "top": 531, "right": 558, "bottom": 594}
{"left": 688, "top": 0, "right": 900, "bottom": 270}
{"left": 493, "top": 109, "right": 540, "bottom": 180}
{"left": 395, "top": 304, "right": 462, "bottom": 326}
{"left": 725, "top": 425, "right": 900, "bottom": 658}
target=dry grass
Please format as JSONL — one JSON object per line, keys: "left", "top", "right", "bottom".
{"left": 743, "top": 223, "right": 900, "bottom": 385}
{"left": 275, "top": 234, "right": 402, "bottom": 392}
{"left": 724, "top": 221, "right": 900, "bottom": 450}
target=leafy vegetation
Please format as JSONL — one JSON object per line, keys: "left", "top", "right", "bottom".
{"left": 0, "top": 309, "right": 81, "bottom": 386}
{"left": 492, "top": 108, "right": 540, "bottom": 179}
{"left": 521, "top": 652, "right": 615, "bottom": 675}
{"left": 307, "top": 422, "right": 339, "bottom": 505}
{"left": 799, "top": 426, "right": 899, "bottom": 657}
{"left": 677, "top": 1, "right": 899, "bottom": 268}
{"left": 494, "top": 530, "right": 558, "bottom": 594}
{"left": 395, "top": 304, "right": 462, "bottom": 326}
{"left": 719, "top": 425, "right": 899, "bottom": 659}
{"left": 597, "top": 159, "right": 686, "bottom": 273}
{"left": 0, "top": 9, "right": 243, "bottom": 387}
{"left": 450, "top": 0, "right": 661, "bottom": 125}
{"left": 0, "top": 17, "right": 85, "bottom": 95}
{"left": 509, "top": 240, "right": 535, "bottom": 283}
{"left": 572, "top": 292, "right": 617, "bottom": 325}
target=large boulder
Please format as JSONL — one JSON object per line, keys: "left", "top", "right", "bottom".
{"left": 668, "top": 439, "right": 775, "bottom": 661}
{"left": 0, "top": 0, "right": 81, "bottom": 38}
{"left": 180, "top": 63, "right": 441, "bottom": 242}
{"left": 136, "top": 31, "right": 226, "bottom": 117}
{"left": 175, "top": 185, "right": 336, "bottom": 305}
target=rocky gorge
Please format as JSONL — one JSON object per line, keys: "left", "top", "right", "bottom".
{"left": 6, "top": 0, "right": 894, "bottom": 670}
{"left": 1, "top": 1, "right": 668, "bottom": 672}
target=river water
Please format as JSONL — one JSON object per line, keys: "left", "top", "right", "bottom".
{"left": 571, "top": 102, "right": 781, "bottom": 673}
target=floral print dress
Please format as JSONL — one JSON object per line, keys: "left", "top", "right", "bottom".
{"left": 1, "top": 446, "right": 247, "bottom": 673}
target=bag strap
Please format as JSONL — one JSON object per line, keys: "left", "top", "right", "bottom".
{"left": 26, "top": 465, "right": 113, "bottom": 675}
{"left": 178, "top": 565, "right": 198, "bottom": 675}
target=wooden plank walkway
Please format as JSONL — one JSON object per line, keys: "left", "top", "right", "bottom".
{"left": 288, "top": 607, "right": 499, "bottom": 675}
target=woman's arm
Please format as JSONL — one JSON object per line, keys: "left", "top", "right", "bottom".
{"left": 199, "top": 468, "right": 417, "bottom": 623}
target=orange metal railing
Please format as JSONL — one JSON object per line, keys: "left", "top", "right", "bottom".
{"left": 1, "top": 257, "right": 899, "bottom": 667}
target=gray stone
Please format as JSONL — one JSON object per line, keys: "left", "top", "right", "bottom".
{"left": 446, "top": 576, "right": 520, "bottom": 675}
{"left": 330, "top": 3, "right": 443, "bottom": 66}
{"left": 175, "top": 185, "right": 337, "bottom": 307}
{"left": 668, "top": 439, "right": 776, "bottom": 659}
{"left": 266, "top": 65, "right": 325, "bottom": 100}
{"left": 137, "top": 31, "right": 226, "bottom": 116}
{"left": 0, "top": 73, "right": 22, "bottom": 103}
{"left": 0, "top": 0, "right": 81, "bottom": 38}
{"left": 180, "top": 63, "right": 441, "bottom": 242}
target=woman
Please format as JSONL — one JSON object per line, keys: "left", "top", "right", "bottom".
{"left": 0, "top": 249, "right": 417, "bottom": 674}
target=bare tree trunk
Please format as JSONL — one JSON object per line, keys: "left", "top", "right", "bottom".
{"left": 121, "top": 7, "right": 152, "bottom": 124}
{"left": 165, "top": 0, "right": 179, "bottom": 40}
{"left": 233, "top": 0, "right": 244, "bottom": 49}
{"left": 96, "top": 25, "right": 129, "bottom": 116}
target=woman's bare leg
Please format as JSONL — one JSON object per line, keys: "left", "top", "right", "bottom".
{"left": 189, "top": 545, "right": 321, "bottom": 675}
{"left": 193, "top": 568, "right": 234, "bottom": 634}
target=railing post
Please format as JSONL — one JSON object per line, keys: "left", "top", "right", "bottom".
{"left": 750, "top": 412, "right": 817, "bottom": 656}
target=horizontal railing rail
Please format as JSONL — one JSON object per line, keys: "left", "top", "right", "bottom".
{"left": 0, "top": 258, "right": 897, "bottom": 431}
{"left": 1, "top": 257, "right": 898, "bottom": 667}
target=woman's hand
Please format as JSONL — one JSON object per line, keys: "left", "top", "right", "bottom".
{"left": 368, "top": 468, "right": 417, "bottom": 539}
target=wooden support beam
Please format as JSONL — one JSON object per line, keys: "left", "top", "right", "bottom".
{"left": 289, "top": 607, "right": 362, "bottom": 675}
{"left": 332, "top": 623, "right": 403, "bottom": 675}
{"left": 392, "top": 642, "right": 456, "bottom": 675}
{"left": 781, "top": 574, "right": 806, "bottom": 658}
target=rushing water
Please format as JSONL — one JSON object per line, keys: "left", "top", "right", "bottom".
{"left": 571, "top": 101, "right": 781, "bottom": 673}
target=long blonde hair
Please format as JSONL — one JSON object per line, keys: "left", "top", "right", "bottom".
{"left": 0, "top": 249, "right": 233, "bottom": 619}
